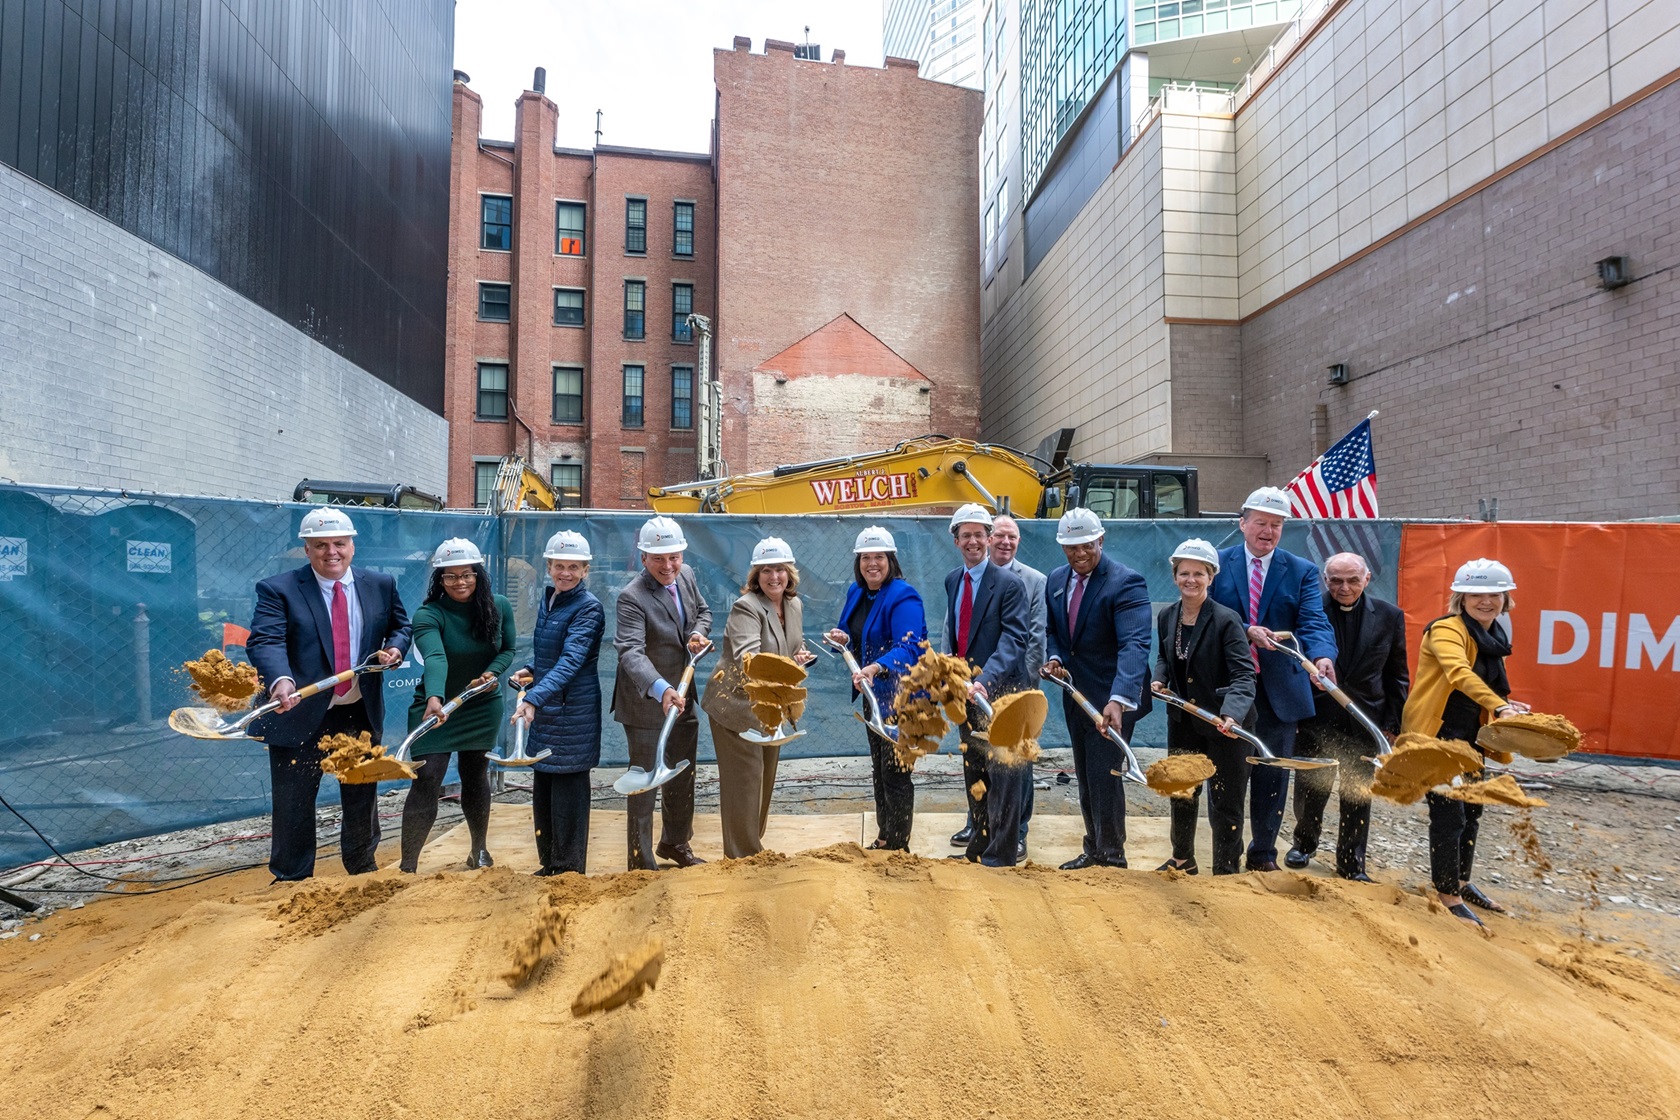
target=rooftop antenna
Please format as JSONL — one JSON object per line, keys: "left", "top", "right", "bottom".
{"left": 595, "top": 109, "right": 603, "bottom": 147}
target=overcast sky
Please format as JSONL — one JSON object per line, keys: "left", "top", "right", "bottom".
{"left": 453, "top": 0, "right": 888, "bottom": 152}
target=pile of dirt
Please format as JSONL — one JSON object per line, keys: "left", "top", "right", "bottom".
{"left": 891, "top": 646, "right": 975, "bottom": 766}
{"left": 319, "top": 732, "right": 418, "bottom": 783}
{"left": 1445, "top": 772, "right": 1550, "bottom": 808}
{"left": 742, "top": 652, "right": 807, "bottom": 732}
{"left": 270, "top": 878, "right": 409, "bottom": 936}
{"left": 5, "top": 849, "right": 1680, "bottom": 1117}
{"left": 1481, "top": 711, "right": 1582, "bottom": 761}
{"left": 1146, "top": 753, "right": 1216, "bottom": 799}
{"left": 981, "top": 690, "right": 1047, "bottom": 766}
{"left": 571, "top": 936, "right": 664, "bottom": 1016}
{"left": 181, "top": 649, "right": 261, "bottom": 711}
{"left": 1370, "top": 733, "right": 1484, "bottom": 804}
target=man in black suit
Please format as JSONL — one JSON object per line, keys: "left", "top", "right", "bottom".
{"left": 944, "top": 504, "right": 1032, "bottom": 867}
{"left": 1286, "top": 552, "right": 1409, "bottom": 881}
{"left": 246, "top": 508, "right": 410, "bottom": 881}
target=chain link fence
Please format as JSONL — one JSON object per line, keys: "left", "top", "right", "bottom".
{"left": 0, "top": 482, "right": 1402, "bottom": 866}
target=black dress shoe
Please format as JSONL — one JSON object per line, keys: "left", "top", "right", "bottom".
{"left": 1016, "top": 841, "right": 1027, "bottom": 862}
{"left": 533, "top": 867, "right": 561, "bottom": 877}
{"left": 1338, "top": 870, "right": 1374, "bottom": 883}
{"left": 951, "top": 824, "right": 975, "bottom": 847}
{"left": 1284, "top": 847, "right": 1312, "bottom": 870}
{"left": 1460, "top": 882, "right": 1506, "bottom": 912}
{"left": 655, "top": 843, "right": 707, "bottom": 868}
{"left": 1246, "top": 857, "right": 1280, "bottom": 872}
{"left": 466, "top": 849, "right": 494, "bottom": 870}
{"left": 947, "top": 853, "right": 978, "bottom": 862}
{"left": 1156, "top": 859, "right": 1199, "bottom": 875}
{"left": 1447, "top": 902, "right": 1485, "bottom": 926}
{"left": 1060, "top": 853, "right": 1097, "bottom": 870}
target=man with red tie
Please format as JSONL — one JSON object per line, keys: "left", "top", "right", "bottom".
{"left": 246, "top": 508, "right": 410, "bottom": 880}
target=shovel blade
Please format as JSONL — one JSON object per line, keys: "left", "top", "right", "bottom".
{"left": 489, "top": 747, "right": 552, "bottom": 766}
{"left": 167, "top": 707, "right": 251, "bottom": 740}
{"left": 1248, "top": 756, "right": 1339, "bottom": 771}
{"left": 613, "top": 758, "right": 692, "bottom": 796}
{"left": 742, "top": 724, "right": 806, "bottom": 747}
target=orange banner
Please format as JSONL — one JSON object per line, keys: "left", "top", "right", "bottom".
{"left": 1398, "top": 523, "right": 1680, "bottom": 760}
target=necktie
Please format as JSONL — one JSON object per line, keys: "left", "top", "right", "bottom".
{"left": 957, "top": 571, "right": 974, "bottom": 658}
{"left": 1248, "top": 558, "right": 1264, "bottom": 670}
{"left": 1067, "top": 572, "right": 1085, "bottom": 636}
{"left": 666, "top": 580, "right": 683, "bottom": 626}
{"left": 331, "top": 581, "right": 352, "bottom": 696}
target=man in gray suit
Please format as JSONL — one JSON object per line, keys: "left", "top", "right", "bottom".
{"left": 945, "top": 504, "right": 1033, "bottom": 867}
{"left": 612, "top": 516, "right": 713, "bottom": 870}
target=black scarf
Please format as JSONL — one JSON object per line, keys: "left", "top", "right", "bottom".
{"left": 1437, "top": 611, "right": 1511, "bottom": 741}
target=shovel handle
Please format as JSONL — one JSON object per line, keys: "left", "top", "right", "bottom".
{"left": 1044, "top": 672, "right": 1147, "bottom": 783}
{"left": 1155, "top": 686, "right": 1274, "bottom": 757}
{"left": 830, "top": 640, "right": 891, "bottom": 734}
{"left": 1270, "top": 634, "right": 1391, "bottom": 756}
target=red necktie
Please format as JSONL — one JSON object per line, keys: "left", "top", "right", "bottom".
{"left": 1248, "top": 558, "right": 1264, "bottom": 670}
{"left": 957, "top": 571, "right": 974, "bottom": 658}
{"left": 1067, "top": 573, "right": 1085, "bottom": 635}
{"left": 331, "top": 581, "right": 352, "bottom": 696}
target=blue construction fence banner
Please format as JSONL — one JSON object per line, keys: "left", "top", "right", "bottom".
{"left": 0, "top": 483, "right": 1402, "bottom": 867}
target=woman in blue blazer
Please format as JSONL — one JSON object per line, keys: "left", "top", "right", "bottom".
{"left": 825, "top": 526, "right": 926, "bottom": 850}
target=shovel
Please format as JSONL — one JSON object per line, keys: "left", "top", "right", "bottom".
{"left": 614, "top": 642, "right": 713, "bottom": 796}
{"left": 333, "top": 676, "right": 504, "bottom": 783}
{"left": 1269, "top": 631, "right": 1392, "bottom": 759}
{"left": 741, "top": 654, "right": 809, "bottom": 748}
{"left": 1039, "top": 669, "right": 1147, "bottom": 785}
{"left": 168, "top": 652, "right": 396, "bottom": 740}
{"left": 1152, "top": 685, "right": 1336, "bottom": 771}
{"left": 822, "top": 635, "right": 896, "bottom": 741}
{"left": 489, "top": 688, "right": 554, "bottom": 766}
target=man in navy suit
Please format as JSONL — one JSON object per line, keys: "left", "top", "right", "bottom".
{"left": 246, "top": 507, "right": 411, "bottom": 880}
{"left": 1209, "top": 487, "right": 1337, "bottom": 871}
{"left": 1042, "top": 507, "right": 1153, "bottom": 870}
{"left": 944, "top": 504, "right": 1033, "bottom": 866}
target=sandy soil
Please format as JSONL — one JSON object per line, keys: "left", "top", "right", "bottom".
{"left": 3, "top": 844, "right": 1680, "bottom": 1119}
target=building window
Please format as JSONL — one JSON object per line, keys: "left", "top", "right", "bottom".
{"left": 553, "top": 287, "right": 585, "bottom": 327}
{"left": 552, "top": 366, "right": 583, "bottom": 423}
{"left": 478, "top": 282, "right": 511, "bottom": 322}
{"left": 625, "top": 198, "right": 647, "bottom": 254}
{"left": 671, "top": 365, "right": 694, "bottom": 430}
{"left": 673, "top": 201, "right": 694, "bottom": 256}
{"left": 672, "top": 283, "right": 693, "bottom": 341}
{"left": 476, "top": 362, "right": 508, "bottom": 421}
{"left": 622, "top": 365, "right": 645, "bottom": 427}
{"left": 556, "top": 200, "right": 585, "bottom": 255}
{"left": 473, "top": 461, "right": 499, "bottom": 508}
{"left": 481, "top": 195, "right": 512, "bottom": 251}
{"left": 623, "top": 280, "right": 645, "bottom": 339}
{"left": 550, "top": 462, "right": 583, "bottom": 509}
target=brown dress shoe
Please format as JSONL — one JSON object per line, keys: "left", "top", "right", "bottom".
{"left": 1246, "top": 857, "right": 1280, "bottom": 872}
{"left": 655, "top": 842, "right": 707, "bottom": 868}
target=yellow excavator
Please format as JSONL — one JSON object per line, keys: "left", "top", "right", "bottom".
{"left": 646, "top": 434, "right": 1199, "bottom": 520}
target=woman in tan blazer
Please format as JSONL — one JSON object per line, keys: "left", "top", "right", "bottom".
{"left": 701, "top": 537, "right": 814, "bottom": 858}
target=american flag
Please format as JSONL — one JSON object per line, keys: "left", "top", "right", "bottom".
{"left": 1287, "top": 417, "right": 1378, "bottom": 518}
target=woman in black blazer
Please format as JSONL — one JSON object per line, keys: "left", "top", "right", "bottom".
{"left": 1151, "top": 539, "right": 1257, "bottom": 876}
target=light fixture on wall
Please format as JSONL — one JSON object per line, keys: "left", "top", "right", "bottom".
{"left": 1597, "top": 256, "right": 1631, "bottom": 289}
{"left": 1326, "top": 363, "right": 1349, "bottom": 386}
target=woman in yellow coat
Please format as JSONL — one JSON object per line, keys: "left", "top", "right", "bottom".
{"left": 1400, "top": 558, "right": 1530, "bottom": 926}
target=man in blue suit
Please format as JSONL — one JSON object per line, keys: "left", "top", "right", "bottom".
{"left": 246, "top": 507, "right": 411, "bottom": 880}
{"left": 944, "top": 504, "right": 1033, "bottom": 866}
{"left": 1209, "top": 487, "right": 1337, "bottom": 871}
{"left": 1042, "top": 508, "right": 1153, "bottom": 869}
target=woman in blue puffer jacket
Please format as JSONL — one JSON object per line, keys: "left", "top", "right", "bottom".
{"left": 511, "top": 529, "right": 605, "bottom": 876}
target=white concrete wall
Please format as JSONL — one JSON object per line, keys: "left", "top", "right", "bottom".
{"left": 1160, "top": 104, "right": 1239, "bottom": 320}
{"left": 0, "top": 164, "right": 449, "bottom": 499}
{"left": 979, "top": 124, "right": 1171, "bottom": 463}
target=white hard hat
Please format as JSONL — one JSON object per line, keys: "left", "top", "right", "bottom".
{"left": 430, "top": 538, "right": 484, "bottom": 568}
{"left": 543, "top": 529, "right": 592, "bottom": 561}
{"left": 853, "top": 526, "right": 898, "bottom": 554}
{"left": 1170, "top": 538, "right": 1220, "bottom": 574}
{"left": 298, "top": 507, "right": 357, "bottom": 539}
{"left": 1055, "top": 507, "right": 1104, "bottom": 546}
{"left": 950, "top": 503, "right": 994, "bottom": 531}
{"left": 1451, "top": 558, "right": 1517, "bottom": 594}
{"left": 636, "top": 516, "right": 688, "bottom": 555}
{"left": 751, "top": 536, "right": 795, "bottom": 566}
{"left": 1241, "top": 487, "right": 1293, "bottom": 518}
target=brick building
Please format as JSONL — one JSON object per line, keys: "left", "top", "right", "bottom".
{"left": 444, "top": 40, "right": 982, "bottom": 509}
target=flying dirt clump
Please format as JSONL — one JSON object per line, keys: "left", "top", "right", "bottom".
{"left": 1479, "top": 712, "right": 1582, "bottom": 762}
{"left": 319, "top": 732, "right": 418, "bottom": 783}
{"left": 182, "top": 649, "right": 261, "bottom": 711}
{"left": 503, "top": 896, "right": 569, "bottom": 988}
{"left": 741, "top": 652, "right": 808, "bottom": 731}
{"left": 1369, "top": 733, "right": 1483, "bottom": 804}
{"left": 1147, "top": 753, "right": 1216, "bottom": 799}
{"left": 891, "top": 646, "right": 976, "bottom": 767}
{"left": 1444, "top": 772, "right": 1549, "bottom": 808}
{"left": 981, "top": 690, "right": 1048, "bottom": 766}
{"left": 571, "top": 936, "right": 665, "bottom": 1016}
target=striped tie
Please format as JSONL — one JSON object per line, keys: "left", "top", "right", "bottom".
{"left": 1248, "top": 557, "right": 1264, "bottom": 670}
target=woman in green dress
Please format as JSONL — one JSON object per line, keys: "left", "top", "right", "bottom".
{"left": 397, "top": 538, "right": 517, "bottom": 873}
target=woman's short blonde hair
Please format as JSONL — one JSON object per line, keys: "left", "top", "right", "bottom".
{"left": 1448, "top": 590, "right": 1515, "bottom": 616}
{"left": 744, "top": 563, "right": 800, "bottom": 597}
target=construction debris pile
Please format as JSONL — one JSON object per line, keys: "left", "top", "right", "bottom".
{"left": 742, "top": 652, "right": 807, "bottom": 732}
{"left": 1146, "top": 753, "right": 1217, "bottom": 799}
{"left": 181, "top": 649, "right": 261, "bottom": 712}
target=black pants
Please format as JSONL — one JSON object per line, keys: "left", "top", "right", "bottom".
{"left": 961, "top": 763, "right": 1034, "bottom": 843}
{"left": 532, "top": 769, "right": 591, "bottom": 875}
{"left": 1167, "top": 733, "right": 1250, "bottom": 875}
{"left": 1066, "top": 702, "right": 1141, "bottom": 865}
{"left": 624, "top": 717, "right": 698, "bottom": 870}
{"left": 959, "top": 722, "right": 1027, "bottom": 867}
{"left": 1245, "top": 692, "right": 1299, "bottom": 864}
{"left": 266, "top": 703, "right": 380, "bottom": 880}
{"left": 398, "top": 750, "right": 491, "bottom": 871}
{"left": 1427, "top": 789, "right": 1484, "bottom": 895}
{"left": 1291, "top": 719, "right": 1375, "bottom": 876}
{"left": 868, "top": 726, "right": 915, "bottom": 849}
